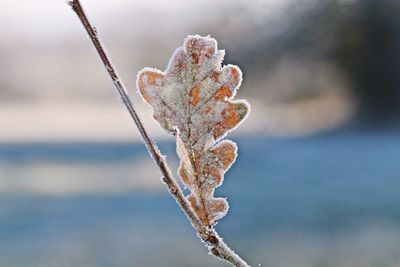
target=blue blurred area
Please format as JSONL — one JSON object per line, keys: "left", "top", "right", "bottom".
{"left": 1, "top": 131, "right": 400, "bottom": 266}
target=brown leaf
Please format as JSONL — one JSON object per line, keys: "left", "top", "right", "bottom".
{"left": 137, "top": 35, "right": 250, "bottom": 226}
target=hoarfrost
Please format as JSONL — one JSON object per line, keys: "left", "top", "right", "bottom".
{"left": 136, "top": 35, "right": 250, "bottom": 226}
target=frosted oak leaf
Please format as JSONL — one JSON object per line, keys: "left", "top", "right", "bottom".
{"left": 137, "top": 35, "right": 250, "bottom": 226}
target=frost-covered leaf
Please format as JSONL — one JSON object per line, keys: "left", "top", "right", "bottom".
{"left": 137, "top": 35, "right": 250, "bottom": 226}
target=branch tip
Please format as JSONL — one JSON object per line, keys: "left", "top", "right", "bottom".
{"left": 66, "top": 0, "right": 74, "bottom": 7}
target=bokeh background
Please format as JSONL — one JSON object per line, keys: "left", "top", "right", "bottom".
{"left": 1, "top": 0, "right": 400, "bottom": 266}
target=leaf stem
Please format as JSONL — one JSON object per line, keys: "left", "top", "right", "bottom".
{"left": 67, "top": 1, "right": 250, "bottom": 266}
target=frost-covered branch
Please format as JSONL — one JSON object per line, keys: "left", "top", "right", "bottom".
{"left": 67, "top": 1, "right": 250, "bottom": 266}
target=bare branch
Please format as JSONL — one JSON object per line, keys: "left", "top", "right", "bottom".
{"left": 67, "top": 1, "right": 250, "bottom": 266}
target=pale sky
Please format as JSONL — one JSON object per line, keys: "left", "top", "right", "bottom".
{"left": 0, "top": 0, "right": 298, "bottom": 41}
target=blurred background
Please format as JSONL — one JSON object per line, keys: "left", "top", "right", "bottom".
{"left": 1, "top": 0, "right": 400, "bottom": 266}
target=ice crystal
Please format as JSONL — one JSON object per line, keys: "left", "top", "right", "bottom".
{"left": 137, "top": 35, "right": 250, "bottom": 226}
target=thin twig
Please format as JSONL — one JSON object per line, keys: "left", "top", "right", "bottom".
{"left": 67, "top": 1, "right": 250, "bottom": 266}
